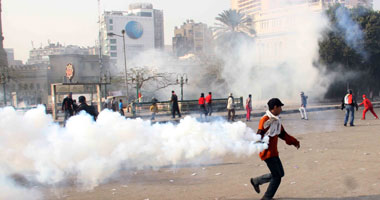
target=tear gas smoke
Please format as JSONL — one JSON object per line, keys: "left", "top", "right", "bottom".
{"left": 335, "top": 6, "right": 368, "bottom": 59}
{"left": 0, "top": 106, "right": 267, "bottom": 197}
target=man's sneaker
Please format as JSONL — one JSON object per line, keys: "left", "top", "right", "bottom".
{"left": 250, "top": 178, "right": 260, "bottom": 193}
{"left": 350, "top": 124, "right": 355, "bottom": 127}
{"left": 344, "top": 124, "right": 347, "bottom": 126}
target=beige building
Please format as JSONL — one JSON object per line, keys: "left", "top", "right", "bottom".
{"left": 172, "top": 20, "right": 213, "bottom": 57}
{"left": 231, "top": 0, "right": 373, "bottom": 19}
{"left": 231, "top": 0, "right": 373, "bottom": 65}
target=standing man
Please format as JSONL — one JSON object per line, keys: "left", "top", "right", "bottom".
{"left": 76, "top": 96, "right": 98, "bottom": 120}
{"left": 227, "top": 93, "right": 235, "bottom": 122}
{"left": 171, "top": 91, "right": 181, "bottom": 118}
{"left": 198, "top": 93, "right": 207, "bottom": 119}
{"left": 299, "top": 92, "right": 308, "bottom": 120}
{"left": 111, "top": 97, "right": 118, "bottom": 112}
{"left": 246, "top": 94, "right": 252, "bottom": 121}
{"left": 359, "top": 94, "right": 379, "bottom": 120}
{"left": 250, "top": 98, "right": 300, "bottom": 200}
{"left": 342, "top": 89, "right": 358, "bottom": 126}
{"left": 205, "top": 92, "right": 213, "bottom": 116}
{"left": 62, "top": 92, "right": 74, "bottom": 123}
{"left": 119, "top": 99, "right": 124, "bottom": 116}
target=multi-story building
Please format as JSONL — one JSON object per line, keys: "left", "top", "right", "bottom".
{"left": 231, "top": 0, "right": 373, "bottom": 19}
{"left": 5, "top": 48, "right": 23, "bottom": 66}
{"left": 172, "top": 20, "right": 213, "bottom": 57}
{"left": 100, "top": 3, "right": 164, "bottom": 70}
{"left": 27, "top": 42, "right": 96, "bottom": 65}
{"left": 231, "top": 0, "right": 373, "bottom": 65}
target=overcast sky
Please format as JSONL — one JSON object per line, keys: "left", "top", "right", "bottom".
{"left": 3, "top": 0, "right": 380, "bottom": 62}
{"left": 3, "top": 0, "right": 229, "bottom": 62}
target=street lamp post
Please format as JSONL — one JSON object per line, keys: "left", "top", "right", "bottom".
{"left": 107, "top": 30, "right": 129, "bottom": 101}
{"left": 176, "top": 74, "right": 188, "bottom": 101}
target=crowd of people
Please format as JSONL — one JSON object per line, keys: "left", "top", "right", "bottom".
{"left": 59, "top": 89, "right": 379, "bottom": 200}
{"left": 61, "top": 92, "right": 98, "bottom": 124}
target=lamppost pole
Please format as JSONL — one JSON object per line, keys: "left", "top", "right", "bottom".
{"left": 176, "top": 74, "right": 188, "bottom": 101}
{"left": 121, "top": 30, "right": 128, "bottom": 100}
{"left": 107, "top": 31, "right": 129, "bottom": 101}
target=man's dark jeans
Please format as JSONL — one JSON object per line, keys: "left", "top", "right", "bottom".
{"left": 252, "top": 156, "right": 284, "bottom": 199}
{"left": 344, "top": 105, "right": 355, "bottom": 126}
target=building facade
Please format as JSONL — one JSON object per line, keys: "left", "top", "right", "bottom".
{"left": 172, "top": 20, "right": 213, "bottom": 57}
{"left": 231, "top": 0, "right": 373, "bottom": 19}
{"left": 100, "top": 3, "right": 164, "bottom": 70}
{"left": 5, "top": 48, "right": 23, "bottom": 66}
{"left": 27, "top": 42, "right": 96, "bottom": 65}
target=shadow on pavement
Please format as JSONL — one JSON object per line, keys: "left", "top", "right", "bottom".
{"left": 229, "top": 195, "right": 380, "bottom": 200}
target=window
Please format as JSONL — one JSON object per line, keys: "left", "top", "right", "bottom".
{"left": 109, "top": 26, "right": 113, "bottom": 31}
{"left": 111, "top": 52, "right": 117, "bottom": 57}
{"left": 138, "top": 12, "right": 152, "bottom": 17}
{"left": 110, "top": 46, "right": 117, "bottom": 50}
{"left": 110, "top": 39, "right": 117, "bottom": 44}
{"left": 37, "top": 83, "right": 40, "bottom": 89}
{"left": 109, "top": 19, "right": 113, "bottom": 24}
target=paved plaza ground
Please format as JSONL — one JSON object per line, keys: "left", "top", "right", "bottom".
{"left": 44, "top": 107, "right": 380, "bottom": 200}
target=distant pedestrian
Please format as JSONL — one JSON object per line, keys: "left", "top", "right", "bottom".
{"left": 227, "top": 93, "right": 235, "bottom": 122}
{"left": 246, "top": 94, "right": 252, "bottom": 121}
{"left": 150, "top": 101, "right": 158, "bottom": 120}
{"left": 359, "top": 94, "right": 378, "bottom": 120}
{"left": 103, "top": 98, "right": 110, "bottom": 110}
{"left": 119, "top": 99, "right": 124, "bottom": 116}
{"left": 199, "top": 93, "right": 207, "bottom": 119}
{"left": 111, "top": 97, "right": 118, "bottom": 112}
{"left": 299, "top": 92, "right": 308, "bottom": 120}
{"left": 250, "top": 98, "right": 300, "bottom": 200}
{"left": 341, "top": 89, "right": 358, "bottom": 126}
{"left": 62, "top": 92, "right": 74, "bottom": 124}
{"left": 76, "top": 96, "right": 98, "bottom": 120}
{"left": 130, "top": 100, "right": 136, "bottom": 118}
{"left": 206, "top": 92, "right": 213, "bottom": 116}
{"left": 171, "top": 91, "right": 181, "bottom": 118}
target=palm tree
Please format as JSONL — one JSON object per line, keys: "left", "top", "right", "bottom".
{"left": 213, "top": 9, "right": 255, "bottom": 41}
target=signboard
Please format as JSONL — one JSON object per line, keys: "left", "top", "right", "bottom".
{"left": 56, "top": 85, "right": 84, "bottom": 93}
{"left": 65, "top": 63, "right": 75, "bottom": 81}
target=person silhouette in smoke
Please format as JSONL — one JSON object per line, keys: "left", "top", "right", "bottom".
{"left": 299, "top": 92, "right": 308, "bottom": 120}
{"left": 171, "top": 91, "right": 181, "bottom": 118}
{"left": 62, "top": 92, "right": 74, "bottom": 124}
{"left": 76, "top": 96, "right": 98, "bottom": 121}
{"left": 250, "top": 98, "right": 300, "bottom": 200}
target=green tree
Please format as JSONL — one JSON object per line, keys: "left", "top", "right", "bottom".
{"left": 318, "top": 5, "right": 380, "bottom": 98}
{"left": 213, "top": 9, "right": 255, "bottom": 48}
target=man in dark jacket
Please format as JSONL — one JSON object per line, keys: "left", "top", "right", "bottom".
{"left": 62, "top": 92, "right": 74, "bottom": 123}
{"left": 76, "top": 96, "right": 98, "bottom": 120}
{"left": 171, "top": 91, "right": 181, "bottom": 118}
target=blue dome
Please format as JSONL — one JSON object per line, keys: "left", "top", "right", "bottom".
{"left": 125, "top": 21, "right": 143, "bottom": 39}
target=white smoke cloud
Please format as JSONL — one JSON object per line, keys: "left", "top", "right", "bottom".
{"left": 216, "top": 3, "right": 330, "bottom": 102}
{"left": 335, "top": 6, "right": 368, "bottom": 59}
{"left": 0, "top": 105, "right": 267, "bottom": 197}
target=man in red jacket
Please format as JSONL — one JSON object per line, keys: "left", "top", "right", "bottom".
{"left": 250, "top": 98, "right": 300, "bottom": 200}
{"left": 359, "top": 95, "right": 378, "bottom": 120}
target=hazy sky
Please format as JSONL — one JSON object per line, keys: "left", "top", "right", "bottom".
{"left": 3, "top": 0, "right": 380, "bottom": 62}
{"left": 3, "top": 0, "right": 229, "bottom": 62}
